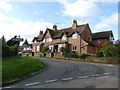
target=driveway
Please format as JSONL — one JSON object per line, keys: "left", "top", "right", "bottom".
{"left": 3, "top": 57, "right": 119, "bottom": 89}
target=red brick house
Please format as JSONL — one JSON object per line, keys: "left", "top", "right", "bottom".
{"left": 32, "top": 20, "right": 114, "bottom": 54}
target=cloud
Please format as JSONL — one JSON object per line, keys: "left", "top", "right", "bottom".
{"left": 33, "top": 11, "right": 38, "bottom": 14}
{"left": 60, "top": 0, "right": 101, "bottom": 18}
{"left": 93, "top": 13, "right": 118, "bottom": 32}
{"left": 0, "top": 14, "right": 53, "bottom": 45}
{"left": 0, "top": 0, "right": 13, "bottom": 13}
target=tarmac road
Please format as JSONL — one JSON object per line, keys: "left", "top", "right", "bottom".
{"left": 3, "top": 57, "right": 119, "bottom": 89}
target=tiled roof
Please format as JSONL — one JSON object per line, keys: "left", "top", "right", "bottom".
{"left": 92, "top": 30, "right": 113, "bottom": 40}
{"left": 52, "top": 24, "right": 87, "bottom": 39}
{"left": 32, "top": 23, "right": 88, "bottom": 41}
{"left": 82, "top": 39, "right": 98, "bottom": 47}
{"left": 49, "top": 41, "right": 69, "bottom": 45}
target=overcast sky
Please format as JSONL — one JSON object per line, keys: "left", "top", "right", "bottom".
{"left": 0, "top": 0, "right": 119, "bottom": 45}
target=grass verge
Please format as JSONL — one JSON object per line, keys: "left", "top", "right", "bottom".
{"left": 2, "top": 56, "right": 46, "bottom": 84}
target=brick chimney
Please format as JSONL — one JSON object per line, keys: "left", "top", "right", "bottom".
{"left": 72, "top": 20, "right": 77, "bottom": 29}
{"left": 53, "top": 25, "right": 57, "bottom": 31}
{"left": 39, "top": 30, "right": 43, "bottom": 35}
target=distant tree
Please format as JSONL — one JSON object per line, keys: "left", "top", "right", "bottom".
{"left": 1, "top": 35, "right": 6, "bottom": 44}
{"left": 7, "top": 35, "right": 19, "bottom": 46}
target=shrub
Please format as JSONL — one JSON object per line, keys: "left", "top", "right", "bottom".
{"left": 2, "top": 44, "right": 11, "bottom": 57}
{"left": 38, "top": 52, "right": 42, "bottom": 57}
{"left": 78, "top": 53, "right": 90, "bottom": 59}
{"left": 23, "top": 51, "right": 32, "bottom": 53}
{"left": 60, "top": 47, "right": 70, "bottom": 55}
{"left": 41, "top": 46, "right": 49, "bottom": 53}
{"left": 96, "top": 50, "right": 103, "bottom": 57}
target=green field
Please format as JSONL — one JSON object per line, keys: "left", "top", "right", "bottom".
{"left": 2, "top": 57, "right": 46, "bottom": 83}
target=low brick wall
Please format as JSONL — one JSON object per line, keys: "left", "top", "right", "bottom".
{"left": 54, "top": 53, "right": 65, "bottom": 58}
{"left": 84, "top": 56, "right": 119, "bottom": 64}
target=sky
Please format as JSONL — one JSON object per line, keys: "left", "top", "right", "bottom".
{"left": 0, "top": 0, "right": 119, "bottom": 46}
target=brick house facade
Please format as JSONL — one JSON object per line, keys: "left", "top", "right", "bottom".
{"left": 32, "top": 20, "right": 114, "bottom": 54}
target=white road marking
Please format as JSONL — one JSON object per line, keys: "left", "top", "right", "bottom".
{"left": 2, "top": 86, "right": 14, "bottom": 89}
{"left": 91, "top": 74, "right": 101, "bottom": 77}
{"left": 25, "top": 82, "right": 39, "bottom": 86}
{"left": 108, "top": 65, "right": 113, "bottom": 66}
{"left": 45, "top": 79, "right": 57, "bottom": 83}
{"left": 78, "top": 76, "right": 88, "bottom": 79}
{"left": 103, "top": 73, "right": 111, "bottom": 76}
{"left": 62, "top": 78, "right": 73, "bottom": 81}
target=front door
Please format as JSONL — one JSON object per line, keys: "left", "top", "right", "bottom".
{"left": 54, "top": 45, "right": 58, "bottom": 52}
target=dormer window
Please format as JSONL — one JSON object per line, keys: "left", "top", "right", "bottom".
{"left": 62, "top": 35, "right": 66, "bottom": 40}
{"left": 72, "top": 34, "right": 77, "bottom": 39}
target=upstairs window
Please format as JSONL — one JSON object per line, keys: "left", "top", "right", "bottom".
{"left": 62, "top": 35, "right": 66, "bottom": 40}
{"left": 72, "top": 34, "right": 77, "bottom": 39}
{"left": 89, "top": 36, "right": 92, "bottom": 41}
{"left": 45, "top": 38, "right": 52, "bottom": 42}
{"left": 72, "top": 46, "right": 77, "bottom": 51}
{"left": 98, "top": 39, "right": 101, "bottom": 43}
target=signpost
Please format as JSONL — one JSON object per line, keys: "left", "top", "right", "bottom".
{"left": 11, "top": 35, "right": 24, "bottom": 61}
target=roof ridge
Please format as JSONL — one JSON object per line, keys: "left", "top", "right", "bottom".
{"left": 93, "top": 30, "right": 112, "bottom": 34}
{"left": 58, "top": 23, "right": 88, "bottom": 31}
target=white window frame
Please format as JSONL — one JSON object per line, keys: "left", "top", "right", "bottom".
{"left": 109, "top": 37, "right": 113, "bottom": 42}
{"left": 37, "top": 45, "right": 39, "bottom": 51}
{"left": 72, "top": 34, "right": 77, "bottom": 39}
{"left": 46, "top": 38, "right": 52, "bottom": 42}
{"left": 98, "top": 39, "right": 101, "bottom": 43}
{"left": 72, "top": 46, "right": 77, "bottom": 51}
{"left": 89, "top": 36, "right": 91, "bottom": 41}
{"left": 59, "top": 44, "right": 62, "bottom": 47}
{"left": 62, "top": 35, "right": 66, "bottom": 40}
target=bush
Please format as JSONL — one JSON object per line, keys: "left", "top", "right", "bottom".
{"left": 96, "top": 50, "right": 103, "bottom": 57}
{"left": 41, "top": 46, "right": 49, "bottom": 53}
{"left": 2, "top": 44, "right": 11, "bottom": 57}
{"left": 23, "top": 51, "right": 32, "bottom": 53}
{"left": 67, "top": 53, "right": 78, "bottom": 58}
{"left": 38, "top": 52, "right": 42, "bottom": 57}
{"left": 60, "top": 47, "right": 70, "bottom": 55}
{"left": 78, "top": 53, "right": 90, "bottom": 59}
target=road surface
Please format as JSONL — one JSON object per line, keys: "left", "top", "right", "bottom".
{"left": 3, "top": 57, "right": 119, "bottom": 89}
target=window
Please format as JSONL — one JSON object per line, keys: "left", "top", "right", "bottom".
{"left": 98, "top": 39, "right": 101, "bottom": 43}
{"left": 62, "top": 35, "right": 66, "bottom": 40}
{"left": 43, "top": 39, "right": 45, "bottom": 42}
{"left": 45, "top": 38, "right": 52, "bottom": 42}
{"left": 49, "top": 45, "right": 53, "bottom": 50}
{"left": 82, "top": 44, "right": 84, "bottom": 49}
{"left": 72, "top": 34, "right": 77, "bottom": 39}
{"left": 109, "top": 37, "right": 113, "bottom": 42}
{"left": 37, "top": 45, "right": 39, "bottom": 51}
{"left": 59, "top": 44, "right": 62, "bottom": 47}
{"left": 72, "top": 46, "right": 77, "bottom": 51}
{"left": 89, "top": 36, "right": 91, "bottom": 41}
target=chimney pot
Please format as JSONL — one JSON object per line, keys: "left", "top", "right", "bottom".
{"left": 72, "top": 20, "right": 77, "bottom": 29}
{"left": 53, "top": 25, "right": 57, "bottom": 31}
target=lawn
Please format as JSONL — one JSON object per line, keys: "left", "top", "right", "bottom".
{"left": 2, "top": 56, "right": 46, "bottom": 84}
